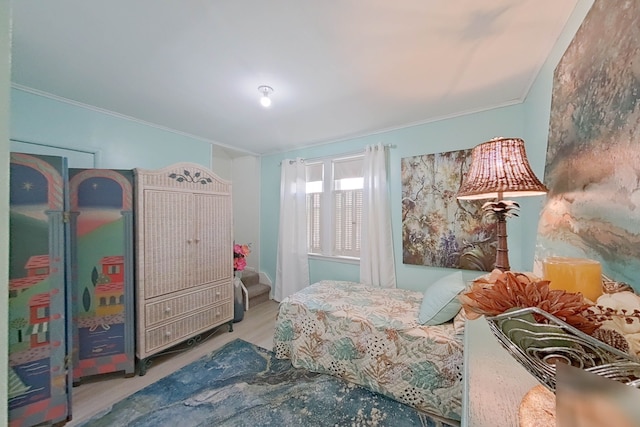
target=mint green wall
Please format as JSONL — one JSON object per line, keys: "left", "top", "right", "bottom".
{"left": 309, "top": 259, "right": 360, "bottom": 283}
{"left": 11, "top": 88, "right": 213, "bottom": 169}
{"left": 262, "top": 104, "right": 527, "bottom": 292}
{"left": 1, "top": 0, "right": 11, "bottom": 422}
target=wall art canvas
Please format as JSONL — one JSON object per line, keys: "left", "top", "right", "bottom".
{"left": 535, "top": 0, "right": 640, "bottom": 291}
{"left": 401, "top": 149, "right": 496, "bottom": 271}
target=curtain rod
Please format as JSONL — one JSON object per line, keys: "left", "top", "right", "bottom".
{"left": 280, "top": 144, "right": 395, "bottom": 165}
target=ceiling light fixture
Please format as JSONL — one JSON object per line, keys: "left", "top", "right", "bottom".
{"left": 258, "top": 85, "right": 273, "bottom": 108}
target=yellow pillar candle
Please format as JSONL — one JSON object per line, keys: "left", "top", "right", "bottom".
{"left": 542, "top": 257, "right": 602, "bottom": 302}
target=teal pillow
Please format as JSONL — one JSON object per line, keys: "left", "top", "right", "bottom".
{"left": 418, "top": 271, "right": 466, "bottom": 325}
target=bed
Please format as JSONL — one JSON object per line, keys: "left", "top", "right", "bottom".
{"left": 273, "top": 280, "right": 465, "bottom": 421}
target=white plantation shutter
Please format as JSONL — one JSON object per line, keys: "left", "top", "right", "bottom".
{"left": 305, "top": 162, "right": 323, "bottom": 254}
{"left": 306, "top": 192, "right": 322, "bottom": 253}
{"left": 305, "top": 155, "right": 364, "bottom": 258}
{"left": 333, "top": 189, "right": 362, "bottom": 257}
{"left": 333, "top": 156, "right": 363, "bottom": 256}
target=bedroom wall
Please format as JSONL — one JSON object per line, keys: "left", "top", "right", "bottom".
{"left": 10, "top": 88, "right": 214, "bottom": 170}
{"left": 261, "top": 104, "right": 527, "bottom": 292}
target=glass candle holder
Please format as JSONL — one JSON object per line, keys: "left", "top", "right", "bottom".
{"left": 542, "top": 257, "right": 602, "bottom": 302}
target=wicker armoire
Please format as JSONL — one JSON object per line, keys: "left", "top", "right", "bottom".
{"left": 134, "top": 163, "right": 234, "bottom": 374}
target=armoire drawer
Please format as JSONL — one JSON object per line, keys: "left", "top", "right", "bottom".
{"left": 144, "top": 282, "right": 232, "bottom": 327}
{"left": 144, "top": 302, "right": 233, "bottom": 354}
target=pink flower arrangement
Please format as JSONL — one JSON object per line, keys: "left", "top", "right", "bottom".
{"left": 233, "top": 243, "right": 251, "bottom": 272}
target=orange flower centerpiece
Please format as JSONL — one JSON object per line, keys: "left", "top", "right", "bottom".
{"left": 459, "top": 270, "right": 640, "bottom": 393}
{"left": 460, "top": 269, "right": 599, "bottom": 335}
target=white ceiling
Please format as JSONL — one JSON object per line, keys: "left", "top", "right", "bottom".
{"left": 10, "top": 1, "right": 579, "bottom": 156}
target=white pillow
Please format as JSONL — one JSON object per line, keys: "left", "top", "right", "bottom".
{"left": 418, "top": 271, "right": 466, "bottom": 325}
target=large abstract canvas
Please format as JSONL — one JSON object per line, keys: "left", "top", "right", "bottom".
{"left": 401, "top": 149, "right": 496, "bottom": 271}
{"left": 535, "top": 0, "right": 640, "bottom": 290}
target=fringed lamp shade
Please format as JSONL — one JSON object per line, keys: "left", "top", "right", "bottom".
{"left": 457, "top": 137, "right": 548, "bottom": 200}
{"left": 457, "top": 137, "right": 547, "bottom": 271}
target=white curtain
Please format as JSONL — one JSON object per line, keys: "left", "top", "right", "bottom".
{"left": 275, "top": 158, "right": 310, "bottom": 301}
{"left": 360, "top": 143, "right": 396, "bottom": 288}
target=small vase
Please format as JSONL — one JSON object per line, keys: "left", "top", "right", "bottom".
{"left": 233, "top": 272, "right": 244, "bottom": 323}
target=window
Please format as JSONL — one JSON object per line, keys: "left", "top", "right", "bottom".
{"left": 306, "top": 155, "right": 363, "bottom": 259}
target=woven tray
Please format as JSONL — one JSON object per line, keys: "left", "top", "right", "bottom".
{"left": 486, "top": 307, "right": 640, "bottom": 392}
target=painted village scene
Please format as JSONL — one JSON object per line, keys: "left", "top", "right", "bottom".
{"left": 8, "top": 153, "right": 133, "bottom": 425}
{"left": 8, "top": 153, "right": 70, "bottom": 423}
{"left": 68, "top": 168, "right": 134, "bottom": 381}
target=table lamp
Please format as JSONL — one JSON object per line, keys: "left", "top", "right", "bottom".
{"left": 457, "top": 137, "right": 548, "bottom": 271}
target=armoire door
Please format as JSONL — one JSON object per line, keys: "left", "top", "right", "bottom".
{"left": 194, "top": 193, "right": 233, "bottom": 285}
{"left": 69, "top": 168, "right": 136, "bottom": 383}
{"left": 142, "top": 189, "right": 194, "bottom": 297}
{"left": 8, "top": 153, "right": 72, "bottom": 426}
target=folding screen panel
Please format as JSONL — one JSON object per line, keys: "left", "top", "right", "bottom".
{"left": 8, "top": 153, "right": 72, "bottom": 426}
{"left": 69, "top": 169, "right": 135, "bottom": 383}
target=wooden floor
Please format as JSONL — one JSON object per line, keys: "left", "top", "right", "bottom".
{"left": 65, "top": 300, "right": 280, "bottom": 426}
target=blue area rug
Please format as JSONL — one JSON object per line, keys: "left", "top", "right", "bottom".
{"left": 79, "top": 339, "right": 456, "bottom": 426}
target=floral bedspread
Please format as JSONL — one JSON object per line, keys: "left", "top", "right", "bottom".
{"left": 273, "top": 280, "right": 464, "bottom": 421}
